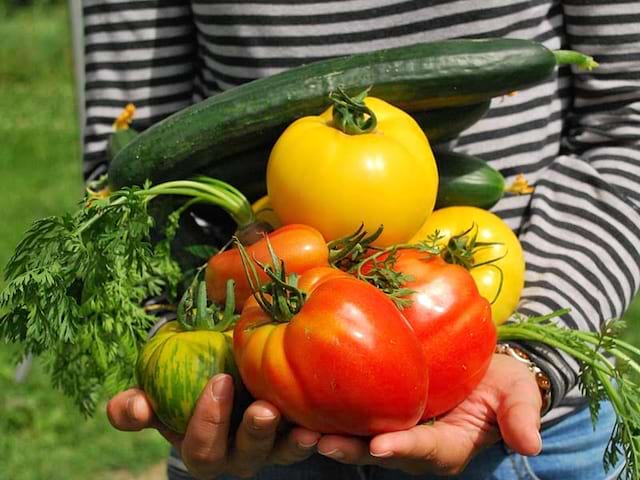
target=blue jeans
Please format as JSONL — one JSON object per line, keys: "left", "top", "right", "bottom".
{"left": 168, "top": 401, "right": 624, "bottom": 480}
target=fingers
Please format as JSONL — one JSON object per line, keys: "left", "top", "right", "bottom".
{"left": 226, "top": 400, "right": 280, "bottom": 477}
{"left": 269, "top": 426, "right": 321, "bottom": 465}
{"left": 181, "top": 374, "right": 235, "bottom": 478}
{"left": 369, "top": 424, "right": 478, "bottom": 475}
{"left": 106, "top": 388, "right": 155, "bottom": 431}
{"left": 317, "top": 435, "right": 374, "bottom": 465}
{"left": 496, "top": 375, "right": 542, "bottom": 456}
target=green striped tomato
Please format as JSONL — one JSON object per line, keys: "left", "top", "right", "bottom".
{"left": 136, "top": 322, "right": 236, "bottom": 434}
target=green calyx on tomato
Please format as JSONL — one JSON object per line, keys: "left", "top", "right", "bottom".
{"left": 235, "top": 236, "right": 307, "bottom": 323}
{"left": 429, "top": 225, "right": 507, "bottom": 305}
{"left": 136, "top": 270, "right": 240, "bottom": 434}
{"left": 206, "top": 224, "right": 331, "bottom": 312}
{"left": 329, "top": 87, "right": 377, "bottom": 135}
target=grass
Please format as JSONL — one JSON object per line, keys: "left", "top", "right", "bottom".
{"left": 0, "top": 4, "right": 168, "bottom": 479}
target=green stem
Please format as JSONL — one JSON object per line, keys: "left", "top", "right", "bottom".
{"left": 497, "top": 325, "right": 619, "bottom": 378}
{"left": 214, "top": 280, "right": 238, "bottom": 332}
{"left": 79, "top": 177, "right": 257, "bottom": 237}
{"left": 586, "top": 332, "right": 640, "bottom": 359}
{"left": 595, "top": 370, "right": 640, "bottom": 478}
{"left": 194, "top": 280, "right": 213, "bottom": 330}
{"left": 329, "top": 87, "right": 377, "bottom": 135}
{"left": 76, "top": 194, "right": 129, "bottom": 235}
{"left": 553, "top": 50, "right": 599, "bottom": 71}
{"left": 235, "top": 237, "right": 305, "bottom": 323}
{"left": 146, "top": 178, "right": 256, "bottom": 228}
{"left": 571, "top": 331, "right": 640, "bottom": 378}
{"left": 327, "top": 224, "right": 384, "bottom": 266}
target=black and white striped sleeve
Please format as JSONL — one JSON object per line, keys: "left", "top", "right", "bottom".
{"left": 82, "top": 0, "right": 198, "bottom": 181}
{"left": 515, "top": 0, "right": 640, "bottom": 415}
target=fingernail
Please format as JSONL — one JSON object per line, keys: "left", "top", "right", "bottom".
{"left": 320, "top": 449, "right": 344, "bottom": 460}
{"left": 370, "top": 450, "right": 394, "bottom": 458}
{"left": 127, "top": 396, "right": 142, "bottom": 421}
{"left": 251, "top": 414, "right": 277, "bottom": 430}
{"left": 533, "top": 431, "right": 543, "bottom": 456}
{"left": 297, "top": 440, "right": 318, "bottom": 450}
{"left": 211, "top": 375, "right": 231, "bottom": 401}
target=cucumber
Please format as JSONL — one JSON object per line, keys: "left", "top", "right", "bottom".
{"left": 412, "top": 101, "right": 490, "bottom": 144}
{"left": 106, "top": 127, "right": 138, "bottom": 162}
{"left": 195, "top": 101, "right": 491, "bottom": 198}
{"left": 435, "top": 148, "right": 505, "bottom": 209}
{"left": 108, "top": 39, "right": 594, "bottom": 189}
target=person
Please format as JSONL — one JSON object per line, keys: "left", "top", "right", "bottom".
{"left": 83, "top": 1, "right": 640, "bottom": 478}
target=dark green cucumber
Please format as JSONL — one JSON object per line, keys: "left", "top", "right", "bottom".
{"left": 412, "top": 101, "right": 490, "bottom": 144}
{"left": 435, "top": 148, "right": 505, "bottom": 209}
{"left": 196, "top": 101, "right": 491, "bottom": 198}
{"left": 108, "top": 39, "right": 595, "bottom": 189}
{"left": 106, "top": 127, "right": 138, "bottom": 162}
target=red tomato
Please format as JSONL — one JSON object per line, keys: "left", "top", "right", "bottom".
{"left": 206, "top": 224, "right": 329, "bottom": 310}
{"left": 233, "top": 267, "right": 429, "bottom": 435}
{"left": 362, "top": 250, "right": 496, "bottom": 419}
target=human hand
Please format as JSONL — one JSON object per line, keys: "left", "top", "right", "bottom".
{"left": 106, "top": 373, "right": 321, "bottom": 479}
{"left": 315, "top": 354, "right": 543, "bottom": 476}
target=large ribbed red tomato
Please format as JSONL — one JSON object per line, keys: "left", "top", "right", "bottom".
{"left": 362, "top": 250, "right": 496, "bottom": 419}
{"left": 233, "top": 267, "right": 429, "bottom": 435}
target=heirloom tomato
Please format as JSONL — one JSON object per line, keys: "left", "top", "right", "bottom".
{"left": 136, "top": 277, "right": 252, "bottom": 434}
{"left": 136, "top": 322, "right": 236, "bottom": 434}
{"left": 410, "top": 206, "right": 525, "bottom": 325}
{"left": 206, "top": 224, "right": 329, "bottom": 310}
{"left": 361, "top": 250, "right": 495, "bottom": 418}
{"left": 233, "top": 267, "right": 428, "bottom": 435}
{"left": 266, "top": 92, "right": 438, "bottom": 247}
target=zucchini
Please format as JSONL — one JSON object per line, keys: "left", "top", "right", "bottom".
{"left": 435, "top": 148, "right": 505, "bottom": 209}
{"left": 108, "top": 39, "right": 595, "bottom": 189}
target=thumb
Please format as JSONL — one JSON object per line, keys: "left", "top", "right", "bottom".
{"left": 106, "top": 388, "right": 155, "bottom": 431}
{"left": 496, "top": 370, "right": 543, "bottom": 456}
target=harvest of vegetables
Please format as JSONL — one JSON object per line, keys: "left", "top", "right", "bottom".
{"left": 3, "top": 38, "right": 639, "bottom": 478}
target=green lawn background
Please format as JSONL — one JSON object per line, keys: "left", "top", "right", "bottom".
{"left": 0, "top": 4, "right": 168, "bottom": 479}
{"left": 1, "top": 2, "right": 639, "bottom": 480}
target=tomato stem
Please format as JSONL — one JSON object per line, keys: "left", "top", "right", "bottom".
{"left": 327, "top": 224, "right": 384, "bottom": 267}
{"left": 329, "top": 87, "right": 377, "bottom": 135}
{"left": 177, "top": 267, "right": 238, "bottom": 332}
{"left": 235, "top": 237, "right": 306, "bottom": 323}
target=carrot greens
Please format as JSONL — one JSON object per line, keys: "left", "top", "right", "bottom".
{"left": 0, "top": 177, "right": 255, "bottom": 415}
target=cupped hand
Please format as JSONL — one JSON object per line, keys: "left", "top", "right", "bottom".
{"left": 316, "top": 354, "right": 543, "bottom": 476}
{"left": 106, "top": 374, "right": 321, "bottom": 479}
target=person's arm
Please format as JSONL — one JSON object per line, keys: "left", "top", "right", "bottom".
{"left": 82, "top": 0, "right": 198, "bottom": 181}
{"left": 512, "top": 0, "right": 640, "bottom": 415}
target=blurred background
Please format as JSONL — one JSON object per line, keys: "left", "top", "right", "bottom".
{"left": 0, "top": 0, "right": 168, "bottom": 478}
{"left": 0, "top": 1, "right": 638, "bottom": 479}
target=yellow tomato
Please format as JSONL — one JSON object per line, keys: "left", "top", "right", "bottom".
{"left": 266, "top": 96, "right": 438, "bottom": 246}
{"left": 251, "top": 195, "right": 282, "bottom": 229}
{"left": 410, "top": 206, "right": 525, "bottom": 325}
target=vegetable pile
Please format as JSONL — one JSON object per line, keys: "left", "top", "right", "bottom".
{"left": 3, "top": 38, "right": 639, "bottom": 477}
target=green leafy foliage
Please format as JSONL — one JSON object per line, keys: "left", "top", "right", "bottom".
{"left": 0, "top": 187, "right": 182, "bottom": 416}
{"left": 499, "top": 313, "right": 640, "bottom": 479}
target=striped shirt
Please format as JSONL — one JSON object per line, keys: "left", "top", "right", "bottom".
{"left": 82, "top": 0, "right": 640, "bottom": 428}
